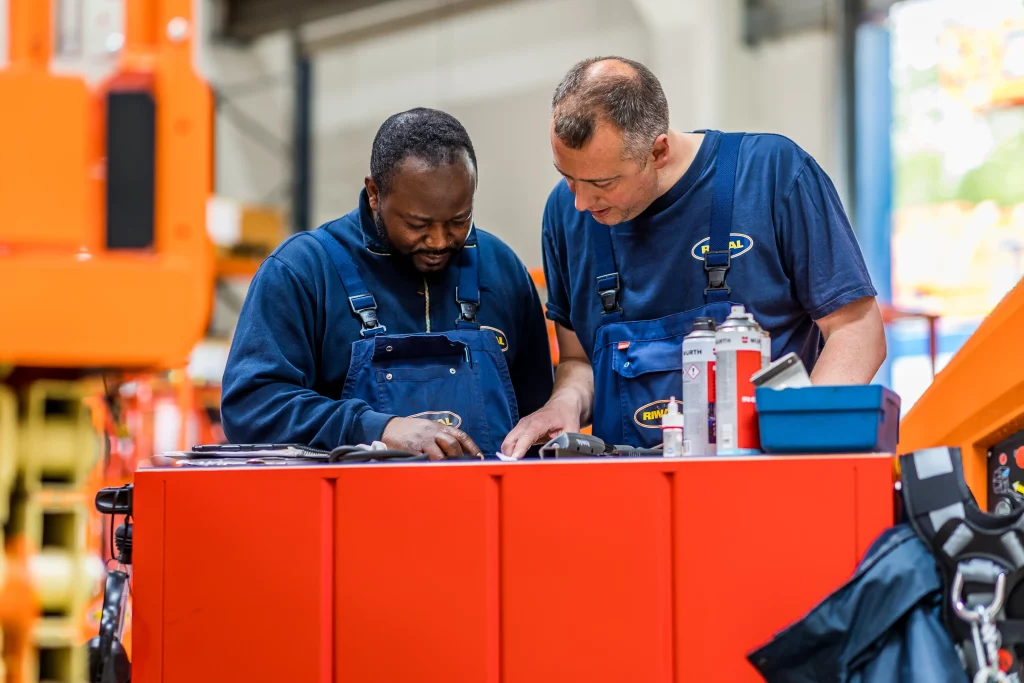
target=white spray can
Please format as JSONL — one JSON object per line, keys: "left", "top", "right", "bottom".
{"left": 683, "top": 318, "right": 717, "bottom": 456}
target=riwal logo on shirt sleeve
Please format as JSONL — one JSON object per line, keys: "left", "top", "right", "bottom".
{"left": 690, "top": 233, "right": 754, "bottom": 261}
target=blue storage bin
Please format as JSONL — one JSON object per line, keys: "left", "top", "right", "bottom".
{"left": 755, "top": 385, "right": 901, "bottom": 454}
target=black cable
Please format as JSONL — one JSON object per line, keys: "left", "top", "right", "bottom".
{"left": 327, "top": 446, "right": 428, "bottom": 463}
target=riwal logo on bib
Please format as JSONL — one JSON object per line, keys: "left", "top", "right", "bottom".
{"left": 480, "top": 326, "right": 509, "bottom": 352}
{"left": 690, "top": 233, "right": 754, "bottom": 261}
{"left": 408, "top": 411, "right": 463, "bottom": 428}
{"left": 633, "top": 400, "right": 674, "bottom": 429}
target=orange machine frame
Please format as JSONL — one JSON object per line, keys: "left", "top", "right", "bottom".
{"left": 900, "top": 279, "right": 1024, "bottom": 507}
{"left": 0, "top": 0, "right": 214, "bottom": 370}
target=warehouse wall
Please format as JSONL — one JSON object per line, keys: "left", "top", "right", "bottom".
{"left": 201, "top": 0, "right": 842, "bottom": 268}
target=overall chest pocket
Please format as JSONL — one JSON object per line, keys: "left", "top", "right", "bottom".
{"left": 613, "top": 338, "right": 684, "bottom": 446}
{"left": 373, "top": 361, "right": 483, "bottom": 433}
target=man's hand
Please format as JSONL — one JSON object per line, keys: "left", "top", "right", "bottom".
{"left": 501, "top": 323, "right": 594, "bottom": 459}
{"left": 382, "top": 417, "right": 483, "bottom": 461}
{"left": 501, "top": 395, "right": 582, "bottom": 460}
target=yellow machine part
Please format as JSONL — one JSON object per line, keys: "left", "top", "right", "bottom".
{"left": 0, "top": 385, "right": 17, "bottom": 522}
{"left": 29, "top": 550, "right": 103, "bottom": 614}
{"left": 18, "top": 381, "right": 99, "bottom": 491}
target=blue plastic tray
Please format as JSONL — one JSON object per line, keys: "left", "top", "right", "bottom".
{"left": 755, "top": 385, "right": 901, "bottom": 454}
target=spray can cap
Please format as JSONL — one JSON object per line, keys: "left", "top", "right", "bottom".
{"left": 662, "top": 397, "right": 683, "bottom": 429}
{"left": 729, "top": 305, "right": 746, "bottom": 317}
{"left": 692, "top": 317, "right": 716, "bottom": 331}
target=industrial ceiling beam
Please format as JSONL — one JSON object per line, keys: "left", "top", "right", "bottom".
{"left": 299, "top": 0, "right": 519, "bottom": 54}
{"left": 221, "top": 0, "right": 387, "bottom": 41}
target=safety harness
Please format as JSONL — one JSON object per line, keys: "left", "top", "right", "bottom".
{"left": 900, "top": 446, "right": 1024, "bottom": 683}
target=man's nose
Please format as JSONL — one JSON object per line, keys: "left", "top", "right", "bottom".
{"left": 423, "top": 225, "right": 449, "bottom": 250}
{"left": 574, "top": 185, "right": 597, "bottom": 212}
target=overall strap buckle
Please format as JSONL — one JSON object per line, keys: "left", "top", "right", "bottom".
{"left": 597, "top": 272, "right": 622, "bottom": 315}
{"left": 704, "top": 250, "right": 732, "bottom": 295}
{"left": 349, "top": 295, "right": 387, "bottom": 337}
{"left": 455, "top": 287, "right": 479, "bottom": 326}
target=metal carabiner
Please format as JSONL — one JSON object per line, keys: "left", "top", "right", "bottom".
{"left": 952, "top": 569, "right": 1011, "bottom": 683}
{"left": 952, "top": 570, "right": 1007, "bottom": 623}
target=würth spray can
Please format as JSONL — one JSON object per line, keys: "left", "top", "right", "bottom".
{"left": 761, "top": 329, "right": 771, "bottom": 368}
{"left": 683, "top": 318, "right": 717, "bottom": 456}
{"left": 715, "top": 305, "right": 762, "bottom": 454}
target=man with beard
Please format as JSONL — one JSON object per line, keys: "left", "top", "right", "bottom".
{"left": 222, "top": 108, "right": 553, "bottom": 460}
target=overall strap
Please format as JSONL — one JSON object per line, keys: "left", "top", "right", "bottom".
{"left": 705, "top": 132, "right": 744, "bottom": 304}
{"left": 589, "top": 222, "right": 623, "bottom": 322}
{"left": 307, "top": 229, "right": 387, "bottom": 337}
{"left": 455, "top": 229, "right": 481, "bottom": 329}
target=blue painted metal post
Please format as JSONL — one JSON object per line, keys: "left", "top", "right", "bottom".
{"left": 855, "top": 20, "right": 894, "bottom": 386}
{"left": 293, "top": 40, "right": 312, "bottom": 233}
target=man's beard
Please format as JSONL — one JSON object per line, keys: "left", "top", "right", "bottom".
{"left": 374, "top": 211, "right": 462, "bottom": 271}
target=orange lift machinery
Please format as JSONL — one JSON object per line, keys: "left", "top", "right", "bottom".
{"left": 0, "top": 0, "right": 214, "bottom": 370}
{"left": 0, "top": 1, "right": 214, "bottom": 680}
{"left": 900, "top": 279, "right": 1024, "bottom": 509}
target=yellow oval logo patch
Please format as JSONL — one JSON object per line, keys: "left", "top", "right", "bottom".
{"left": 690, "top": 233, "right": 754, "bottom": 261}
{"left": 480, "top": 326, "right": 509, "bottom": 352}
{"left": 408, "top": 411, "right": 463, "bottom": 428}
{"left": 633, "top": 400, "right": 674, "bottom": 429}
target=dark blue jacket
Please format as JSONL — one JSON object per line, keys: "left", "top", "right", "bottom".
{"left": 749, "top": 525, "right": 968, "bottom": 683}
{"left": 221, "top": 191, "right": 554, "bottom": 449}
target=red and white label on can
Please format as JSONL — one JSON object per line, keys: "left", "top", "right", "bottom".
{"left": 715, "top": 327, "right": 761, "bottom": 452}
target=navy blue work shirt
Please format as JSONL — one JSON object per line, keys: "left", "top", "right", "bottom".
{"left": 542, "top": 130, "right": 877, "bottom": 372}
{"left": 221, "top": 190, "right": 554, "bottom": 449}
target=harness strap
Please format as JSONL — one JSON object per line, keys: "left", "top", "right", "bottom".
{"left": 308, "top": 229, "right": 387, "bottom": 337}
{"left": 901, "top": 447, "right": 978, "bottom": 540}
{"left": 900, "top": 447, "right": 1024, "bottom": 677}
{"left": 455, "top": 229, "right": 481, "bottom": 329}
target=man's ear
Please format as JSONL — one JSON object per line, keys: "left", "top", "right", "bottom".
{"left": 650, "top": 134, "right": 671, "bottom": 170}
{"left": 365, "top": 175, "right": 380, "bottom": 212}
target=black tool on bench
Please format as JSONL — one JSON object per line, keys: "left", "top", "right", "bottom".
{"left": 539, "top": 432, "right": 662, "bottom": 458}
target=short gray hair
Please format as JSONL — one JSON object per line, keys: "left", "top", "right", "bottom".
{"left": 551, "top": 56, "right": 670, "bottom": 162}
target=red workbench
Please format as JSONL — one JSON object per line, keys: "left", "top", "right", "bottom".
{"left": 132, "top": 454, "right": 893, "bottom": 682}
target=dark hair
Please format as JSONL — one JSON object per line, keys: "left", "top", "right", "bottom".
{"left": 369, "top": 107, "right": 478, "bottom": 198}
{"left": 551, "top": 56, "right": 669, "bottom": 162}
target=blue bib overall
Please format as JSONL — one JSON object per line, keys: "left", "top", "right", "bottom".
{"left": 590, "top": 133, "right": 744, "bottom": 448}
{"left": 308, "top": 229, "right": 519, "bottom": 456}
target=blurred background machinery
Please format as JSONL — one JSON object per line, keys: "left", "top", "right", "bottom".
{"left": 0, "top": 0, "right": 215, "bottom": 679}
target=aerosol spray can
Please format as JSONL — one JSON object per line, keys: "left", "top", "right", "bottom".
{"left": 661, "top": 397, "right": 683, "bottom": 457}
{"left": 761, "top": 328, "right": 772, "bottom": 369}
{"left": 715, "top": 305, "right": 762, "bottom": 454}
{"left": 683, "top": 318, "right": 717, "bottom": 456}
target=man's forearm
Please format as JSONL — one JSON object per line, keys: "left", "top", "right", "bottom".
{"left": 810, "top": 324, "right": 886, "bottom": 385}
{"left": 549, "top": 358, "right": 595, "bottom": 426}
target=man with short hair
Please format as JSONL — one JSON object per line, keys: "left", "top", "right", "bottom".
{"left": 223, "top": 108, "right": 553, "bottom": 460}
{"left": 502, "top": 56, "right": 886, "bottom": 458}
